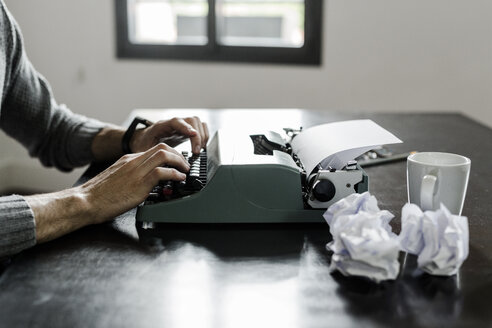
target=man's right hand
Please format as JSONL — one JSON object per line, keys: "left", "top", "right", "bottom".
{"left": 25, "top": 143, "right": 190, "bottom": 243}
{"left": 82, "top": 143, "right": 190, "bottom": 224}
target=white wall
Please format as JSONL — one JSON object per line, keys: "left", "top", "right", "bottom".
{"left": 1, "top": 0, "right": 491, "bottom": 192}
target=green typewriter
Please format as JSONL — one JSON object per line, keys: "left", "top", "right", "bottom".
{"left": 136, "top": 128, "right": 369, "bottom": 225}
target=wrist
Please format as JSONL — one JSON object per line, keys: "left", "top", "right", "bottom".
{"left": 122, "top": 117, "right": 153, "bottom": 154}
{"left": 129, "top": 128, "right": 141, "bottom": 154}
{"left": 78, "top": 184, "right": 110, "bottom": 225}
{"left": 91, "top": 126, "right": 125, "bottom": 162}
{"left": 25, "top": 187, "right": 94, "bottom": 243}
{"left": 70, "top": 186, "right": 95, "bottom": 224}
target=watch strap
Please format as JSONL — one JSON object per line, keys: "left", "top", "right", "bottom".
{"left": 122, "top": 116, "right": 153, "bottom": 154}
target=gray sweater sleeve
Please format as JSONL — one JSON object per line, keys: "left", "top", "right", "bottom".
{"left": 0, "top": 5, "right": 107, "bottom": 171}
{"left": 0, "top": 195, "right": 35, "bottom": 258}
{"left": 0, "top": 2, "right": 107, "bottom": 257}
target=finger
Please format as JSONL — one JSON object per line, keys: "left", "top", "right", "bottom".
{"left": 147, "top": 118, "right": 198, "bottom": 150}
{"left": 132, "top": 143, "right": 187, "bottom": 170}
{"left": 202, "top": 122, "right": 209, "bottom": 147}
{"left": 194, "top": 117, "right": 207, "bottom": 149}
{"left": 145, "top": 167, "right": 187, "bottom": 186}
{"left": 148, "top": 142, "right": 184, "bottom": 159}
{"left": 167, "top": 117, "right": 198, "bottom": 138}
{"left": 185, "top": 117, "right": 203, "bottom": 154}
{"left": 191, "top": 116, "right": 205, "bottom": 150}
{"left": 140, "top": 147, "right": 190, "bottom": 174}
{"left": 153, "top": 141, "right": 186, "bottom": 161}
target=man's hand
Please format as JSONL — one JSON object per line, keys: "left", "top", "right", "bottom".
{"left": 82, "top": 143, "right": 190, "bottom": 223}
{"left": 130, "top": 116, "right": 209, "bottom": 155}
{"left": 26, "top": 143, "right": 190, "bottom": 242}
{"left": 91, "top": 116, "right": 209, "bottom": 163}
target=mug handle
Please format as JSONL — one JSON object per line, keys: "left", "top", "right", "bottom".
{"left": 420, "top": 174, "right": 437, "bottom": 211}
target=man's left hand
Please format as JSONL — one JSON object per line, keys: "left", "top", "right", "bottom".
{"left": 130, "top": 116, "right": 209, "bottom": 154}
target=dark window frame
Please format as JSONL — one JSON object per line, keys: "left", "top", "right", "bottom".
{"left": 115, "top": 0, "right": 322, "bottom": 65}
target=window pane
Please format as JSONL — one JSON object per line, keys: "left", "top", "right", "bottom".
{"left": 216, "top": 0, "right": 305, "bottom": 48}
{"left": 128, "top": 0, "right": 208, "bottom": 45}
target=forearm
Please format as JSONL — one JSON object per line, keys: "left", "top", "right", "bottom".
{"left": 91, "top": 126, "right": 125, "bottom": 162}
{"left": 0, "top": 16, "right": 107, "bottom": 170}
{"left": 24, "top": 187, "right": 93, "bottom": 243}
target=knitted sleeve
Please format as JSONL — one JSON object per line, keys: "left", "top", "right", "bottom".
{"left": 0, "top": 3, "right": 107, "bottom": 171}
{"left": 0, "top": 195, "right": 35, "bottom": 258}
{"left": 0, "top": 1, "right": 108, "bottom": 258}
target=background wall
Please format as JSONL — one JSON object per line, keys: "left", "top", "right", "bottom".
{"left": 1, "top": 0, "right": 491, "bottom": 192}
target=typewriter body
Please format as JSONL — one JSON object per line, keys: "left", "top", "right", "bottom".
{"left": 136, "top": 129, "right": 368, "bottom": 224}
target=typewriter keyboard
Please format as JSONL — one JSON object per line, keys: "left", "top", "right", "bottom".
{"left": 145, "top": 151, "right": 207, "bottom": 203}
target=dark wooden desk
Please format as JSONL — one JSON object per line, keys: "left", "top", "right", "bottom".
{"left": 1, "top": 110, "right": 491, "bottom": 328}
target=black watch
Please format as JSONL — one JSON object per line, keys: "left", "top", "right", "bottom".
{"left": 122, "top": 116, "right": 153, "bottom": 154}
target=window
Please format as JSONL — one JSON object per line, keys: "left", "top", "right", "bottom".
{"left": 115, "top": 0, "right": 322, "bottom": 65}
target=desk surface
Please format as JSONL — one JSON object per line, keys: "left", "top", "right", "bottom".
{"left": 1, "top": 109, "right": 491, "bottom": 328}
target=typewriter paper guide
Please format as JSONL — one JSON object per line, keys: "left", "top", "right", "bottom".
{"left": 211, "top": 128, "right": 294, "bottom": 165}
{"left": 291, "top": 120, "right": 402, "bottom": 175}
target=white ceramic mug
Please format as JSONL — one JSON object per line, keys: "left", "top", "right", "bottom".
{"left": 407, "top": 152, "right": 471, "bottom": 215}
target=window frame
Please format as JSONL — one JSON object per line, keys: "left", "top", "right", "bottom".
{"left": 115, "top": 0, "right": 322, "bottom": 65}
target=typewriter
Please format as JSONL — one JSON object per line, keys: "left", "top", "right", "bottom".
{"left": 136, "top": 128, "right": 369, "bottom": 225}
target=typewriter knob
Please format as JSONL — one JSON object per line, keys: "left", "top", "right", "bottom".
{"left": 312, "top": 179, "right": 336, "bottom": 202}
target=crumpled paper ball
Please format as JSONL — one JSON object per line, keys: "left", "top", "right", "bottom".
{"left": 323, "top": 192, "right": 400, "bottom": 283}
{"left": 324, "top": 192, "right": 386, "bottom": 225}
{"left": 399, "top": 203, "right": 469, "bottom": 276}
